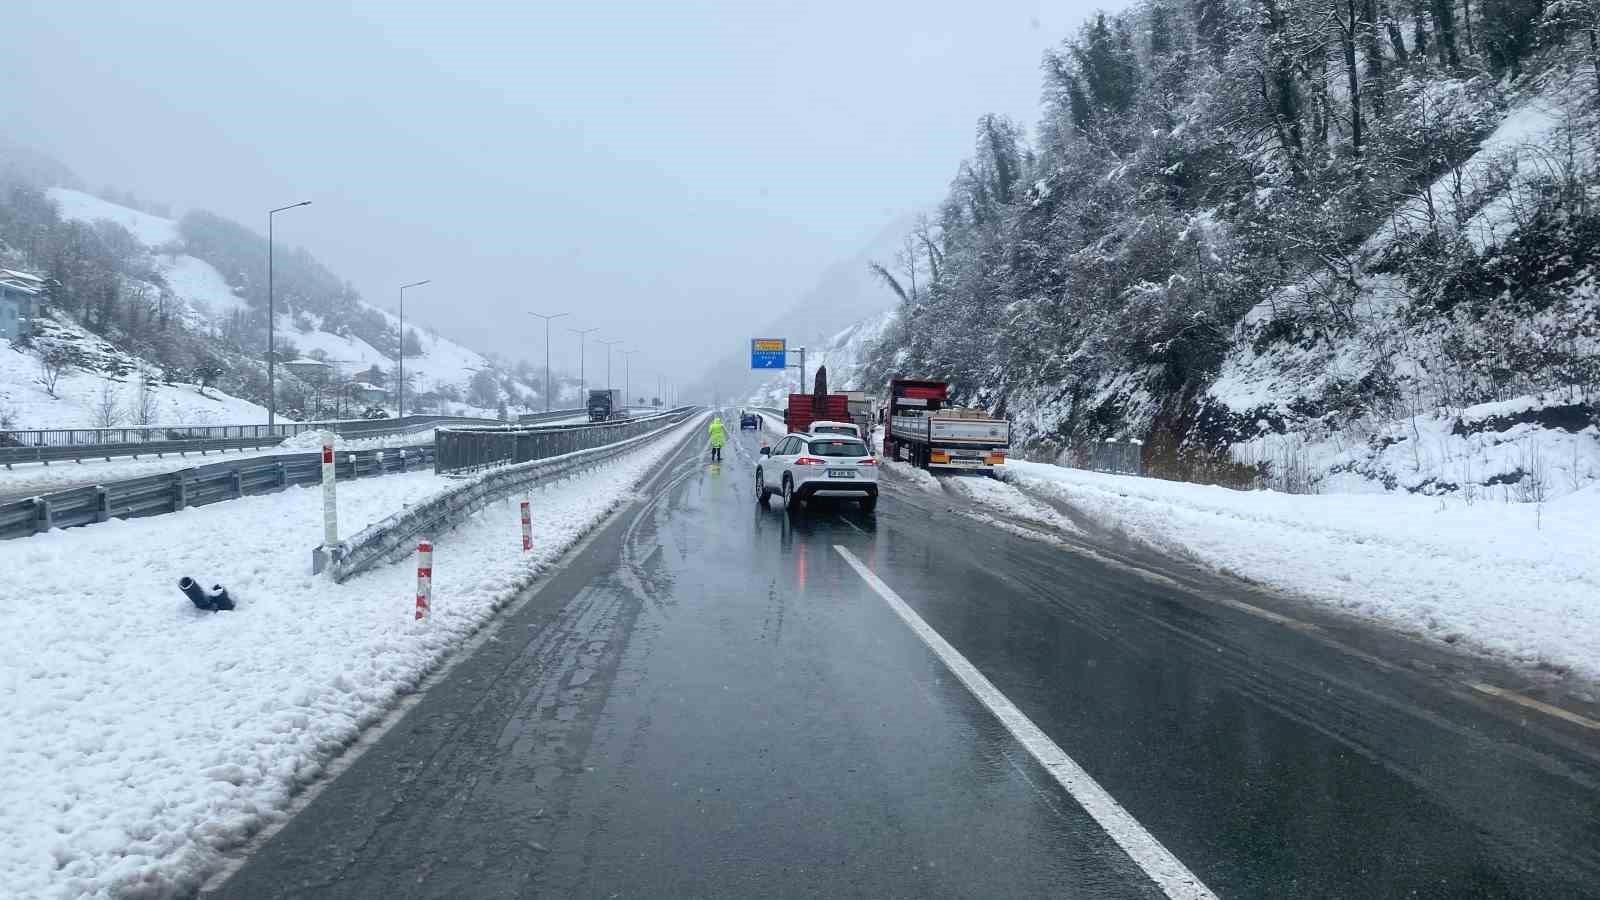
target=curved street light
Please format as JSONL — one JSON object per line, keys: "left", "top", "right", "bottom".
{"left": 266, "top": 200, "right": 311, "bottom": 427}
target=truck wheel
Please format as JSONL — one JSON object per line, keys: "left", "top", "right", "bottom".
{"left": 755, "top": 468, "right": 770, "bottom": 506}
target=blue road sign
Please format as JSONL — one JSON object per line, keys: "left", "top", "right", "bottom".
{"left": 751, "top": 338, "right": 786, "bottom": 369}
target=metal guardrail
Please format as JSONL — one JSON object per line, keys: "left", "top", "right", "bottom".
{"left": 435, "top": 407, "right": 698, "bottom": 474}
{"left": 0, "top": 412, "right": 563, "bottom": 467}
{"left": 0, "top": 445, "right": 435, "bottom": 540}
{"left": 331, "top": 414, "right": 700, "bottom": 582}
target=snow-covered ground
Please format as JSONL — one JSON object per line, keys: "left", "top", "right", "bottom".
{"left": 0, "top": 417, "right": 697, "bottom": 897}
{"left": 0, "top": 330, "right": 274, "bottom": 431}
{"left": 995, "top": 460, "right": 1600, "bottom": 683}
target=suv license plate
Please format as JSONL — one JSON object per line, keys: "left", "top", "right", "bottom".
{"left": 826, "top": 469, "right": 856, "bottom": 478}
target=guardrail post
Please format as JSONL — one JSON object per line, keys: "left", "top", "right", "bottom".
{"left": 230, "top": 470, "right": 244, "bottom": 499}
{"left": 275, "top": 461, "right": 288, "bottom": 490}
{"left": 172, "top": 472, "right": 189, "bottom": 511}
{"left": 415, "top": 540, "right": 433, "bottom": 621}
{"left": 324, "top": 437, "right": 340, "bottom": 545}
{"left": 94, "top": 486, "right": 110, "bottom": 523}
{"left": 520, "top": 498, "right": 532, "bottom": 552}
{"left": 311, "top": 432, "right": 347, "bottom": 575}
{"left": 33, "top": 497, "right": 52, "bottom": 534}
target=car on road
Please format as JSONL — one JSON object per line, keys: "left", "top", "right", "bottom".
{"left": 755, "top": 431, "right": 878, "bottom": 513}
{"left": 740, "top": 411, "right": 760, "bottom": 430}
{"left": 805, "top": 419, "right": 860, "bottom": 438}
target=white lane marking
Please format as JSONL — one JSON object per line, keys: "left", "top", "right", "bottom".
{"left": 1470, "top": 683, "right": 1600, "bottom": 731}
{"left": 834, "top": 545, "right": 1217, "bottom": 900}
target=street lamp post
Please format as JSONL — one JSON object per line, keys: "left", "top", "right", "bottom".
{"left": 527, "top": 311, "right": 569, "bottom": 412}
{"left": 266, "top": 200, "right": 311, "bottom": 427}
{"left": 397, "top": 280, "right": 430, "bottom": 417}
{"left": 596, "top": 339, "right": 624, "bottom": 392}
{"left": 622, "top": 350, "right": 640, "bottom": 409}
{"left": 570, "top": 327, "right": 598, "bottom": 399}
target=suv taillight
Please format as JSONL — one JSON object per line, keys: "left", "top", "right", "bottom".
{"left": 858, "top": 457, "right": 876, "bottom": 465}
{"left": 794, "top": 456, "right": 826, "bottom": 465}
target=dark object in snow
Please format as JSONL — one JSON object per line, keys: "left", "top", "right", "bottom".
{"left": 179, "top": 576, "right": 234, "bottom": 612}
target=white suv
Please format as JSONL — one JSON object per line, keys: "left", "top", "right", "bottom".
{"left": 756, "top": 431, "right": 879, "bottom": 513}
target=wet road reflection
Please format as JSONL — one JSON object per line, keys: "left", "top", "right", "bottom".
{"left": 210, "top": 419, "right": 1600, "bottom": 900}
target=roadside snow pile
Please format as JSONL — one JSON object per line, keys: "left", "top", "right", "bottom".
{"left": 941, "top": 474, "right": 1081, "bottom": 536}
{"left": 880, "top": 459, "right": 942, "bottom": 493}
{"left": 0, "top": 418, "right": 694, "bottom": 897}
{"left": 276, "top": 428, "right": 436, "bottom": 452}
{"left": 1001, "top": 460, "right": 1600, "bottom": 681}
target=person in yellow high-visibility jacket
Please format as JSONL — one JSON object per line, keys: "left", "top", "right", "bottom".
{"left": 708, "top": 416, "right": 726, "bottom": 462}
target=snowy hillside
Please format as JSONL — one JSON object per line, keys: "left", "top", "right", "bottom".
{"left": 854, "top": 4, "right": 1600, "bottom": 508}
{"left": 0, "top": 315, "right": 270, "bottom": 430}
{"left": 17, "top": 188, "right": 542, "bottom": 424}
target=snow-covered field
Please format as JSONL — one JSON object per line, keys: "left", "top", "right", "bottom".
{"left": 996, "top": 460, "right": 1600, "bottom": 683}
{"left": 0, "top": 336, "right": 273, "bottom": 432}
{"left": 0, "top": 417, "right": 696, "bottom": 898}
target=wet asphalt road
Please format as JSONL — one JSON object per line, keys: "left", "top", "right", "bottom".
{"left": 207, "top": 419, "right": 1600, "bottom": 899}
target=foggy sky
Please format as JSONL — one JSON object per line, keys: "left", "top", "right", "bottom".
{"left": 3, "top": 0, "right": 1123, "bottom": 392}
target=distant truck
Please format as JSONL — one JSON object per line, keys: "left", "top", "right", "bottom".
{"left": 783, "top": 390, "right": 877, "bottom": 436}
{"left": 881, "top": 377, "right": 1009, "bottom": 474}
{"left": 587, "top": 388, "right": 625, "bottom": 422}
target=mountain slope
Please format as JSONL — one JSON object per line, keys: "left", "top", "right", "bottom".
{"left": 855, "top": 4, "right": 1599, "bottom": 501}
{"left": 1, "top": 178, "right": 550, "bottom": 427}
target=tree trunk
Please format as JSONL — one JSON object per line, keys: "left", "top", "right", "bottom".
{"left": 1461, "top": 0, "right": 1474, "bottom": 54}
{"left": 1431, "top": 0, "right": 1460, "bottom": 67}
{"left": 1412, "top": 0, "right": 1430, "bottom": 60}
{"left": 1342, "top": 0, "right": 1364, "bottom": 153}
{"left": 1362, "top": 0, "right": 1387, "bottom": 115}
{"left": 1591, "top": 26, "right": 1600, "bottom": 100}
{"left": 1383, "top": 0, "right": 1409, "bottom": 62}
{"left": 1260, "top": 0, "right": 1305, "bottom": 165}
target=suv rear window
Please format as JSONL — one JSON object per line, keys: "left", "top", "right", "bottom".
{"left": 808, "top": 439, "right": 869, "bottom": 457}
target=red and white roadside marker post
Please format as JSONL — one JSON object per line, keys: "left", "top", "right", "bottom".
{"left": 520, "top": 498, "right": 532, "bottom": 552}
{"left": 312, "top": 431, "right": 344, "bottom": 575}
{"left": 415, "top": 539, "right": 433, "bottom": 621}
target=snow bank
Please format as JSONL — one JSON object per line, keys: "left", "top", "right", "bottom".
{"left": 275, "top": 428, "right": 435, "bottom": 452}
{"left": 1000, "top": 460, "right": 1600, "bottom": 682}
{"left": 0, "top": 418, "right": 695, "bottom": 897}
